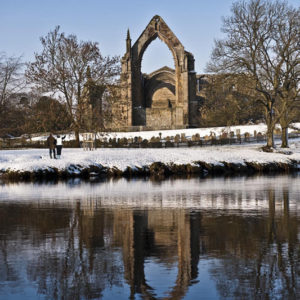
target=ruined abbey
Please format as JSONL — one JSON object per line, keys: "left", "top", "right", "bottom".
{"left": 117, "top": 15, "right": 206, "bottom": 130}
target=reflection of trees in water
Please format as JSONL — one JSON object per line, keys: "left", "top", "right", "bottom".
{"left": 0, "top": 203, "right": 71, "bottom": 292}
{"left": 0, "top": 238, "right": 19, "bottom": 283}
{"left": 0, "top": 183, "right": 300, "bottom": 299}
{"left": 0, "top": 201, "right": 202, "bottom": 299}
{"left": 26, "top": 202, "right": 125, "bottom": 299}
{"left": 0, "top": 202, "right": 124, "bottom": 299}
{"left": 208, "top": 188, "right": 300, "bottom": 299}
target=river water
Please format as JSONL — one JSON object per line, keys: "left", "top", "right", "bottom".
{"left": 0, "top": 175, "right": 299, "bottom": 299}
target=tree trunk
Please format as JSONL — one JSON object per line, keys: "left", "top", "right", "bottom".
{"left": 75, "top": 128, "right": 80, "bottom": 148}
{"left": 266, "top": 127, "right": 274, "bottom": 148}
{"left": 281, "top": 127, "right": 289, "bottom": 148}
{"left": 265, "top": 105, "right": 275, "bottom": 149}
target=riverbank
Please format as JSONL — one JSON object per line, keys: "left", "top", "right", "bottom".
{"left": 1, "top": 141, "right": 300, "bottom": 181}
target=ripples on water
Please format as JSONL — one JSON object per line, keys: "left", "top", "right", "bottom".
{"left": 0, "top": 175, "right": 299, "bottom": 299}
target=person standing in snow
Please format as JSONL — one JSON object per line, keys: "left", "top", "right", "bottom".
{"left": 56, "top": 135, "right": 66, "bottom": 159}
{"left": 47, "top": 133, "right": 57, "bottom": 159}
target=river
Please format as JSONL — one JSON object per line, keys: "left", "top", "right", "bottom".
{"left": 0, "top": 175, "right": 299, "bottom": 299}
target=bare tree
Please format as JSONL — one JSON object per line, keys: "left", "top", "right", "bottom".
{"left": 26, "top": 96, "right": 72, "bottom": 133}
{"left": 0, "top": 53, "right": 24, "bottom": 110}
{"left": 199, "top": 74, "right": 263, "bottom": 127}
{"left": 273, "top": 8, "right": 300, "bottom": 147}
{"left": 206, "top": 0, "right": 300, "bottom": 149}
{"left": 0, "top": 53, "right": 26, "bottom": 137}
{"left": 26, "top": 26, "right": 120, "bottom": 146}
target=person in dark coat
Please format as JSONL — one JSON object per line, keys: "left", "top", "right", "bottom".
{"left": 56, "top": 135, "right": 66, "bottom": 159}
{"left": 47, "top": 133, "right": 57, "bottom": 159}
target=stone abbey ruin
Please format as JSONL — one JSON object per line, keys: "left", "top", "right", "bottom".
{"left": 118, "top": 15, "right": 205, "bottom": 130}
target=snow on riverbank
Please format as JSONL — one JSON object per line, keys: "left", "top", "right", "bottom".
{"left": 1, "top": 140, "right": 300, "bottom": 176}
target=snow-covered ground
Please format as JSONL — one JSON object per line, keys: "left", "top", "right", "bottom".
{"left": 104, "top": 123, "right": 270, "bottom": 140}
{"left": 29, "top": 123, "right": 300, "bottom": 142}
{"left": 1, "top": 140, "right": 300, "bottom": 174}
{"left": 2, "top": 123, "right": 300, "bottom": 175}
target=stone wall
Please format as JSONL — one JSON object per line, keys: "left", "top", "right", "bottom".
{"left": 146, "top": 108, "right": 173, "bottom": 128}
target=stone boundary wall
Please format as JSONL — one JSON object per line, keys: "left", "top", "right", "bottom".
{"left": 1, "top": 132, "right": 300, "bottom": 149}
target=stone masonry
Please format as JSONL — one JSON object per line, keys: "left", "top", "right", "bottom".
{"left": 119, "top": 15, "right": 203, "bottom": 130}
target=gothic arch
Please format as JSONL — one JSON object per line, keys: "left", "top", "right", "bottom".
{"left": 144, "top": 68, "right": 176, "bottom": 108}
{"left": 136, "top": 31, "right": 179, "bottom": 69}
{"left": 121, "top": 15, "right": 196, "bottom": 128}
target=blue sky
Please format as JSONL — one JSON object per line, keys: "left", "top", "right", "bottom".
{"left": 0, "top": 0, "right": 299, "bottom": 74}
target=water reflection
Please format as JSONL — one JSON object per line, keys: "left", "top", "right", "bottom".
{"left": 0, "top": 176, "right": 300, "bottom": 299}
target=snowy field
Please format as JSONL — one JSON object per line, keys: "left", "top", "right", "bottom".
{"left": 30, "top": 123, "right": 300, "bottom": 142}
{"left": 1, "top": 140, "right": 300, "bottom": 174}
{"left": 1, "top": 123, "right": 300, "bottom": 175}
